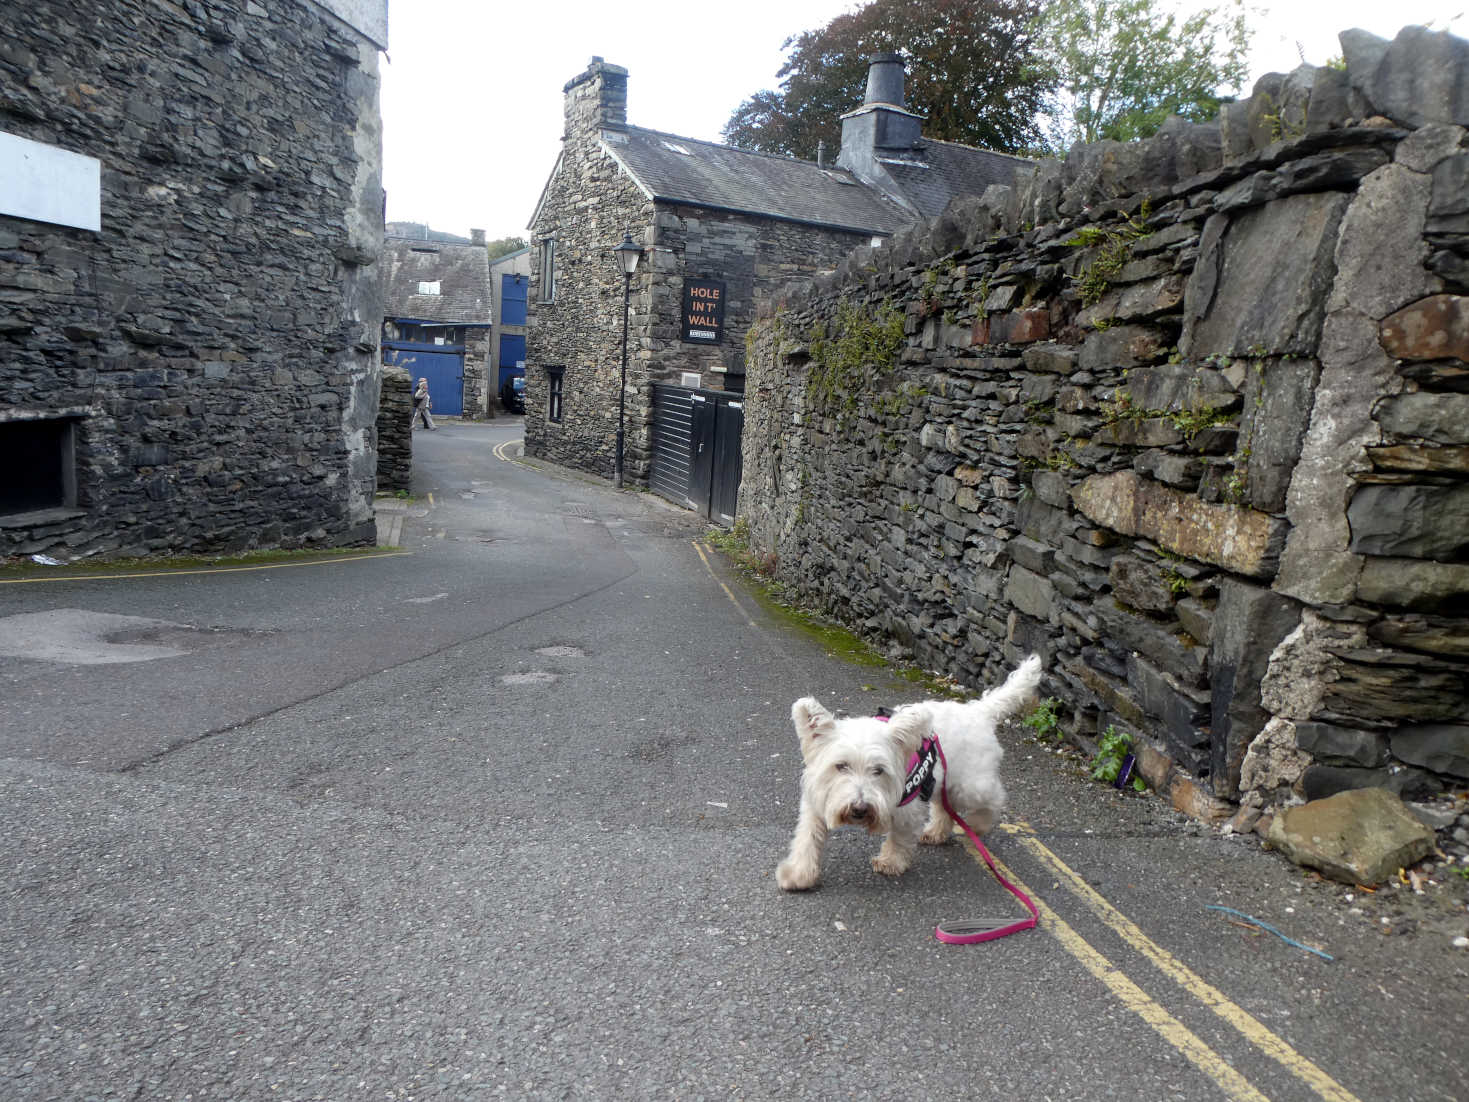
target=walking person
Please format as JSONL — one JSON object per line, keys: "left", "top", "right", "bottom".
{"left": 412, "top": 376, "right": 436, "bottom": 430}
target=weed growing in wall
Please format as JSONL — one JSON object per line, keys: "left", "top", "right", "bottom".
{"left": 1066, "top": 201, "right": 1153, "bottom": 307}
{"left": 806, "top": 301, "right": 906, "bottom": 414}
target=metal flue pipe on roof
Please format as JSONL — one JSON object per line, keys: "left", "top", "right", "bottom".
{"left": 863, "top": 52, "right": 905, "bottom": 107}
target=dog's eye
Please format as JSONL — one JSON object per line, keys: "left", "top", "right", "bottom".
{"left": 834, "top": 761, "right": 850, "bottom": 772}
{"left": 871, "top": 766, "right": 885, "bottom": 777}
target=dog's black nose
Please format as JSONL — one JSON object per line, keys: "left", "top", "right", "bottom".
{"left": 850, "top": 803, "right": 871, "bottom": 820}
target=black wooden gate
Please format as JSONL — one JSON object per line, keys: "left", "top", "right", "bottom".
{"left": 650, "top": 384, "right": 743, "bottom": 524}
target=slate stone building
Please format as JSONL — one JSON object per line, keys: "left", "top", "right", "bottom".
{"left": 0, "top": 0, "right": 386, "bottom": 561}
{"left": 523, "top": 56, "right": 1028, "bottom": 500}
{"left": 381, "top": 230, "right": 494, "bottom": 419}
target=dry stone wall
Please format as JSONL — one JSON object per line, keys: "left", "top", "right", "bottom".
{"left": 741, "top": 26, "right": 1469, "bottom": 816}
{"left": 374, "top": 364, "right": 412, "bottom": 494}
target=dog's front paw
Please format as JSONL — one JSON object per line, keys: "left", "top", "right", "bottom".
{"left": 777, "top": 858, "right": 819, "bottom": 892}
{"left": 870, "top": 851, "right": 911, "bottom": 877}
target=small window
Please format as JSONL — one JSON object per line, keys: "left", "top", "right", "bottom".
{"left": 416, "top": 281, "right": 441, "bottom": 296}
{"left": 0, "top": 417, "right": 78, "bottom": 516}
{"left": 546, "top": 366, "right": 564, "bottom": 423}
{"left": 539, "top": 237, "right": 556, "bottom": 305}
{"left": 661, "top": 140, "right": 691, "bottom": 155}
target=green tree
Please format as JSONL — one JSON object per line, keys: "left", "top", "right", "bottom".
{"left": 1037, "top": 0, "right": 1252, "bottom": 150}
{"left": 723, "top": 0, "right": 1049, "bottom": 160}
{"left": 484, "top": 236, "right": 528, "bottom": 261}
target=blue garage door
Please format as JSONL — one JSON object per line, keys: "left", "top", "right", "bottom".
{"left": 498, "top": 334, "right": 526, "bottom": 392}
{"left": 388, "top": 348, "right": 463, "bottom": 416}
{"left": 501, "top": 274, "right": 528, "bottom": 325}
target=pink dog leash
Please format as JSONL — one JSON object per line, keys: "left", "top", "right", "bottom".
{"left": 900, "top": 731, "right": 1039, "bottom": 944}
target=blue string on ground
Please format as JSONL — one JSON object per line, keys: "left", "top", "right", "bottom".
{"left": 1205, "top": 905, "right": 1334, "bottom": 962}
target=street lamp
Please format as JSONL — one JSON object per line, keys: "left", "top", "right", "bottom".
{"left": 612, "top": 230, "right": 642, "bottom": 490}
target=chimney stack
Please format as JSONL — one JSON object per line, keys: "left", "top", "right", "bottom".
{"left": 564, "top": 56, "right": 629, "bottom": 139}
{"left": 837, "top": 53, "right": 925, "bottom": 178}
{"left": 471, "top": 228, "right": 486, "bottom": 245}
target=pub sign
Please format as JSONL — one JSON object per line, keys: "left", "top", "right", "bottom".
{"left": 681, "top": 278, "right": 725, "bottom": 344}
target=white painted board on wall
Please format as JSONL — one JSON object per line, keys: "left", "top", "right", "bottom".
{"left": 0, "top": 131, "right": 101, "bottom": 233}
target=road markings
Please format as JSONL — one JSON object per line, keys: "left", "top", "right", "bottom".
{"left": 980, "top": 849, "right": 1271, "bottom": 1101}
{"left": 493, "top": 438, "right": 523, "bottom": 462}
{"left": 0, "top": 550, "right": 412, "bottom": 585}
{"left": 1001, "top": 823, "right": 1361, "bottom": 1102}
{"left": 691, "top": 541, "right": 758, "bottom": 629}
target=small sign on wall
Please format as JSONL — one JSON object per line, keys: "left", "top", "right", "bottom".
{"left": 0, "top": 131, "right": 101, "bottom": 233}
{"left": 681, "top": 278, "right": 725, "bottom": 344}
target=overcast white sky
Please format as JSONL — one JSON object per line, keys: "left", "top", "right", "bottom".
{"left": 378, "top": 1, "right": 1466, "bottom": 242}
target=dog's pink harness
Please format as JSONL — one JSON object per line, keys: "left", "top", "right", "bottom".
{"left": 887, "top": 721, "right": 1039, "bottom": 945}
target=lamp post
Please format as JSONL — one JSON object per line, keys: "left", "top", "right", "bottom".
{"left": 612, "top": 230, "right": 641, "bottom": 490}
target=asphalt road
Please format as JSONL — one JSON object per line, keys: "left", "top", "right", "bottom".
{"left": 2, "top": 418, "right": 1465, "bottom": 1101}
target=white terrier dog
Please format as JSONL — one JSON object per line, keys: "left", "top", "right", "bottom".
{"left": 776, "top": 654, "right": 1042, "bottom": 891}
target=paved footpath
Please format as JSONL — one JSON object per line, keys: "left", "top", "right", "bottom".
{"left": 1, "top": 418, "right": 1465, "bottom": 1101}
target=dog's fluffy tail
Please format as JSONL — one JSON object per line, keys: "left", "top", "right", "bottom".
{"left": 978, "top": 653, "right": 1043, "bottom": 720}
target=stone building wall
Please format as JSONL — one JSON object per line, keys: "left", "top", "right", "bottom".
{"left": 374, "top": 364, "right": 412, "bottom": 494}
{"left": 524, "top": 62, "right": 654, "bottom": 480}
{"left": 0, "top": 0, "right": 384, "bottom": 561}
{"left": 526, "top": 58, "right": 880, "bottom": 485}
{"left": 740, "top": 26, "right": 1469, "bottom": 818}
{"left": 463, "top": 327, "right": 491, "bottom": 420}
{"left": 647, "top": 207, "right": 875, "bottom": 393}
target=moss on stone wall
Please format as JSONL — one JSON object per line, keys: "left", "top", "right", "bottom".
{"left": 805, "top": 301, "right": 906, "bottom": 414}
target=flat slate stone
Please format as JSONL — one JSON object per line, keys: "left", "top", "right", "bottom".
{"left": 1390, "top": 723, "right": 1469, "bottom": 779}
{"left": 1072, "top": 470, "right": 1285, "bottom": 579}
{"left": 1266, "top": 787, "right": 1437, "bottom": 886}
{"left": 1376, "top": 392, "right": 1469, "bottom": 445}
{"left": 1356, "top": 558, "right": 1469, "bottom": 609}
{"left": 1182, "top": 191, "right": 1351, "bottom": 358}
{"left": 1379, "top": 294, "right": 1469, "bottom": 361}
{"left": 1109, "top": 555, "right": 1178, "bottom": 615}
{"left": 1294, "top": 721, "right": 1389, "bottom": 767}
{"left": 1347, "top": 482, "right": 1469, "bottom": 560}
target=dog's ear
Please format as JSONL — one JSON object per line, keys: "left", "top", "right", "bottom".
{"left": 885, "top": 704, "right": 933, "bottom": 759}
{"left": 791, "top": 697, "right": 836, "bottom": 758}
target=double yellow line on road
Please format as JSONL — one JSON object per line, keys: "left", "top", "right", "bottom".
{"left": 980, "top": 827, "right": 1359, "bottom": 1102}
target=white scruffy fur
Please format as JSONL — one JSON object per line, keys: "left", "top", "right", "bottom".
{"left": 776, "top": 654, "right": 1042, "bottom": 891}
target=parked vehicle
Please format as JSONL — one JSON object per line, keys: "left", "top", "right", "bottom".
{"left": 501, "top": 375, "right": 525, "bottom": 414}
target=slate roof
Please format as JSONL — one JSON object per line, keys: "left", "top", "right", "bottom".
{"left": 382, "top": 237, "right": 491, "bottom": 323}
{"left": 603, "top": 126, "right": 912, "bottom": 236}
{"left": 873, "top": 137, "right": 1033, "bottom": 219}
